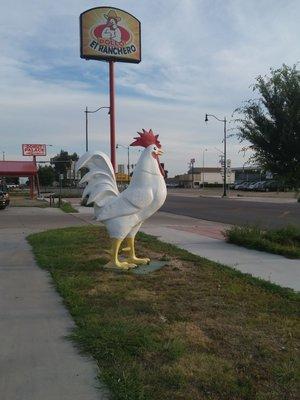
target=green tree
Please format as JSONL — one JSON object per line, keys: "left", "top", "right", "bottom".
{"left": 51, "top": 150, "right": 78, "bottom": 181}
{"left": 235, "top": 64, "right": 300, "bottom": 188}
{"left": 4, "top": 177, "right": 19, "bottom": 185}
{"left": 38, "top": 165, "right": 55, "bottom": 186}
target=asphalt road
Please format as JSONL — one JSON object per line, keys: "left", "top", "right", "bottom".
{"left": 161, "top": 195, "right": 300, "bottom": 228}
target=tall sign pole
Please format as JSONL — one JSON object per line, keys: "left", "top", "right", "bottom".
{"left": 80, "top": 7, "right": 141, "bottom": 173}
{"left": 22, "top": 144, "right": 46, "bottom": 198}
{"left": 109, "top": 61, "right": 116, "bottom": 170}
{"left": 85, "top": 106, "right": 88, "bottom": 152}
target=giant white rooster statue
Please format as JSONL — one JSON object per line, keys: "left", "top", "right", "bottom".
{"left": 76, "top": 129, "right": 167, "bottom": 270}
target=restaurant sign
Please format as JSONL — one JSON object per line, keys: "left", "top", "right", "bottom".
{"left": 80, "top": 7, "right": 141, "bottom": 63}
{"left": 22, "top": 144, "right": 46, "bottom": 156}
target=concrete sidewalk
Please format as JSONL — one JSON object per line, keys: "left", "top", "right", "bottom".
{"left": 0, "top": 207, "right": 107, "bottom": 400}
{"left": 73, "top": 204, "right": 300, "bottom": 291}
{"left": 141, "top": 212, "right": 300, "bottom": 291}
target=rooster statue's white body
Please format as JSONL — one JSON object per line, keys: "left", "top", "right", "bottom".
{"left": 76, "top": 129, "right": 167, "bottom": 270}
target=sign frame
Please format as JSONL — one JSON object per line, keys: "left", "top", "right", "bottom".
{"left": 80, "top": 6, "right": 141, "bottom": 64}
{"left": 22, "top": 144, "right": 47, "bottom": 157}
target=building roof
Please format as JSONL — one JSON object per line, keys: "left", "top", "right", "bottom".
{"left": 0, "top": 161, "right": 37, "bottom": 176}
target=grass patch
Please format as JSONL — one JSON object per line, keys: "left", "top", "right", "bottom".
{"left": 27, "top": 226, "right": 300, "bottom": 400}
{"left": 59, "top": 201, "right": 78, "bottom": 213}
{"left": 224, "top": 225, "right": 300, "bottom": 259}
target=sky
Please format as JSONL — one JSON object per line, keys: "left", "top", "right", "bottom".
{"left": 0, "top": 0, "right": 299, "bottom": 176}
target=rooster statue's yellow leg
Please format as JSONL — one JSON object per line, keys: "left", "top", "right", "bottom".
{"left": 123, "top": 236, "right": 150, "bottom": 265}
{"left": 105, "top": 238, "right": 137, "bottom": 270}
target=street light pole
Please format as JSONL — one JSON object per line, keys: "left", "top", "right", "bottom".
{"left": 190, "top": 158, "right": 195, "bottom": 188}
{"left": 84, "top": 106, "right": 110, "bottom": 153}
{"left": 127, "top": 146, "right": 130, "bottom": 182}
{"left": 205, "top": 114, "right": 228, "bottom": 197}
{"left": 202, "top": 148, "right": 207, "bottom": 188}
{"left": 85, "top": 106, "right": 88, "bottom": 152}
{"left": 223, "top": 117, "right": 227, "bottom": 197}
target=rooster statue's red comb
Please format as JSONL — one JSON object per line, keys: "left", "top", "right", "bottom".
{"left": 130, "top": 129, "right": 161, "bottom": 148}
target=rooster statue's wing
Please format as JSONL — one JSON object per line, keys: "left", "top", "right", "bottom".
{"left": 96, "top": 188, "right": 154, "bottom": 221}
{"left": 76, "top": 151, "right": 119, "bottom": 206}
{"left": 76, "top": 151, "right": 154, "bottom": 222}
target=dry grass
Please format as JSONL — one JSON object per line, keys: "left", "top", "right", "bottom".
{"left": 28, "top": 226, "right": 300, "bottom": 400}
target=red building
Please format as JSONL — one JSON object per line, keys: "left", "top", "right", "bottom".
{"left": 0, "top": 161, "right": 38, "bottom": 199}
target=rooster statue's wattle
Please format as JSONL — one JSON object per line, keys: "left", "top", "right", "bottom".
{"left": 76, "top": 129, "right": 167, "bottom": 270}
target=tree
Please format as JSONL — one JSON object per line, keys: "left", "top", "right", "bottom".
{"left": 235, "top": 64, "right": 300, "bottom": 187}
{"left": 4, "top": 177, "right": 19, "bottom": 185}
{"left": 51, "top": 150, "right": 79, "bottom": 181}
{"left": 38, "top": 165, "right": 55, "bottom": 186}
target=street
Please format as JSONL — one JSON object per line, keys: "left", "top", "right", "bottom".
{"left": 162, "top": 194, "right": 300, "bottom": 228}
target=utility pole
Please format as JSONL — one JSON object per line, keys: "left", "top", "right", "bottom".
{"left": 205, "top": 114, "right": 228, "bottom": 197}
{"left": 223, "top": 117, "right": 227, "bottom": 197}
{"left": 84, "top": 106, "right": 110, "bottom": 153}
{"left": 202, "top": 148, "right": 207, "bottom": 188}
{"left": 190, "top": 158, "right": 195, "bottom": 188}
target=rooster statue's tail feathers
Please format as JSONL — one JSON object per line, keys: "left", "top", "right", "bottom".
{"left": 75, "top": 151, "right": 119, "bottom": 206}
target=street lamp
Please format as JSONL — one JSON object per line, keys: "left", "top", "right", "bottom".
{"left": 189, "top": 158, "right": 195, "bottom": 188}
{"left": 116, "top": 144, "right": 130, "bottom": 183}
{"left": 205, "top": 113, "right": 228, "bottom": 197}
{"left": 84, "top": 106, "right": 110, "bottom": 152}
{"left": 202, "top": 148, "right": 207, "bottom": 189}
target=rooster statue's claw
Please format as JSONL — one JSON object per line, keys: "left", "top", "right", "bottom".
{"left": 104, "top": 260, "right": 137, "bottom": 271}
{"left": 120, "top": 262, "right": 137, "bottom": 270}
{"left": 124, "top": 257, "right": 150, "bottom": 265}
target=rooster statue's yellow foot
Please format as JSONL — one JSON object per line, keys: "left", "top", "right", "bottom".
{"left": 122, "top": 237, "right": 150, "bottom": 265}
{"left": 104, "top": 238, "right": 137, "bottom": 270}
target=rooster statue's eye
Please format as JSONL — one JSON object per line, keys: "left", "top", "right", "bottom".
{"left": 153, "top": 147, "right": 157, "bottom": 151}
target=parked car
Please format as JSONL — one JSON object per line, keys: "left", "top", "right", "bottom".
{"left": 248, "top": 181, "right": 259, "bottom": 190}
{"left": 253, "top": 181, "right": 266, "bottom": 192}
{"left": 261, "top": 180, "right": 284, "bottom": 192}
{"left": 0, "top": 190, "right": 10, "bottom": 209}
{"left": 249, "top": 181, "right": 267, "bottom": 191}
{"left": 239, "top": 181, "right": 254, "bottom": 191}
{"left": 234, "top": 181, "right": 246, "bottom": 190}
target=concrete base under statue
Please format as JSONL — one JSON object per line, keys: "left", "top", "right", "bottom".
{"left": 103, "top": 260, "right": 168, "bottom": 275}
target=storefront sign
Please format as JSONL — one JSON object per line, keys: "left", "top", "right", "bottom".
{"left": 22, "top": 144, "right": 46, "bottom": 156}
{"left": 80, "top": 7, "right": 141, "bottom": 63}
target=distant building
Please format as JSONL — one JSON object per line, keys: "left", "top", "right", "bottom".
{"left": 174, "top": 167, "right": 235, "bottom": 188}
{"left": 118, "top": 164, "right": 125, "bottom": 174}
{"left": 167, "top": 164, "right": 271, "bottom": 189}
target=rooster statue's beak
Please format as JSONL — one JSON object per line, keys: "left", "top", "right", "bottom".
{"left": 154, "top": 148, "right": 165, "bottom": 177}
